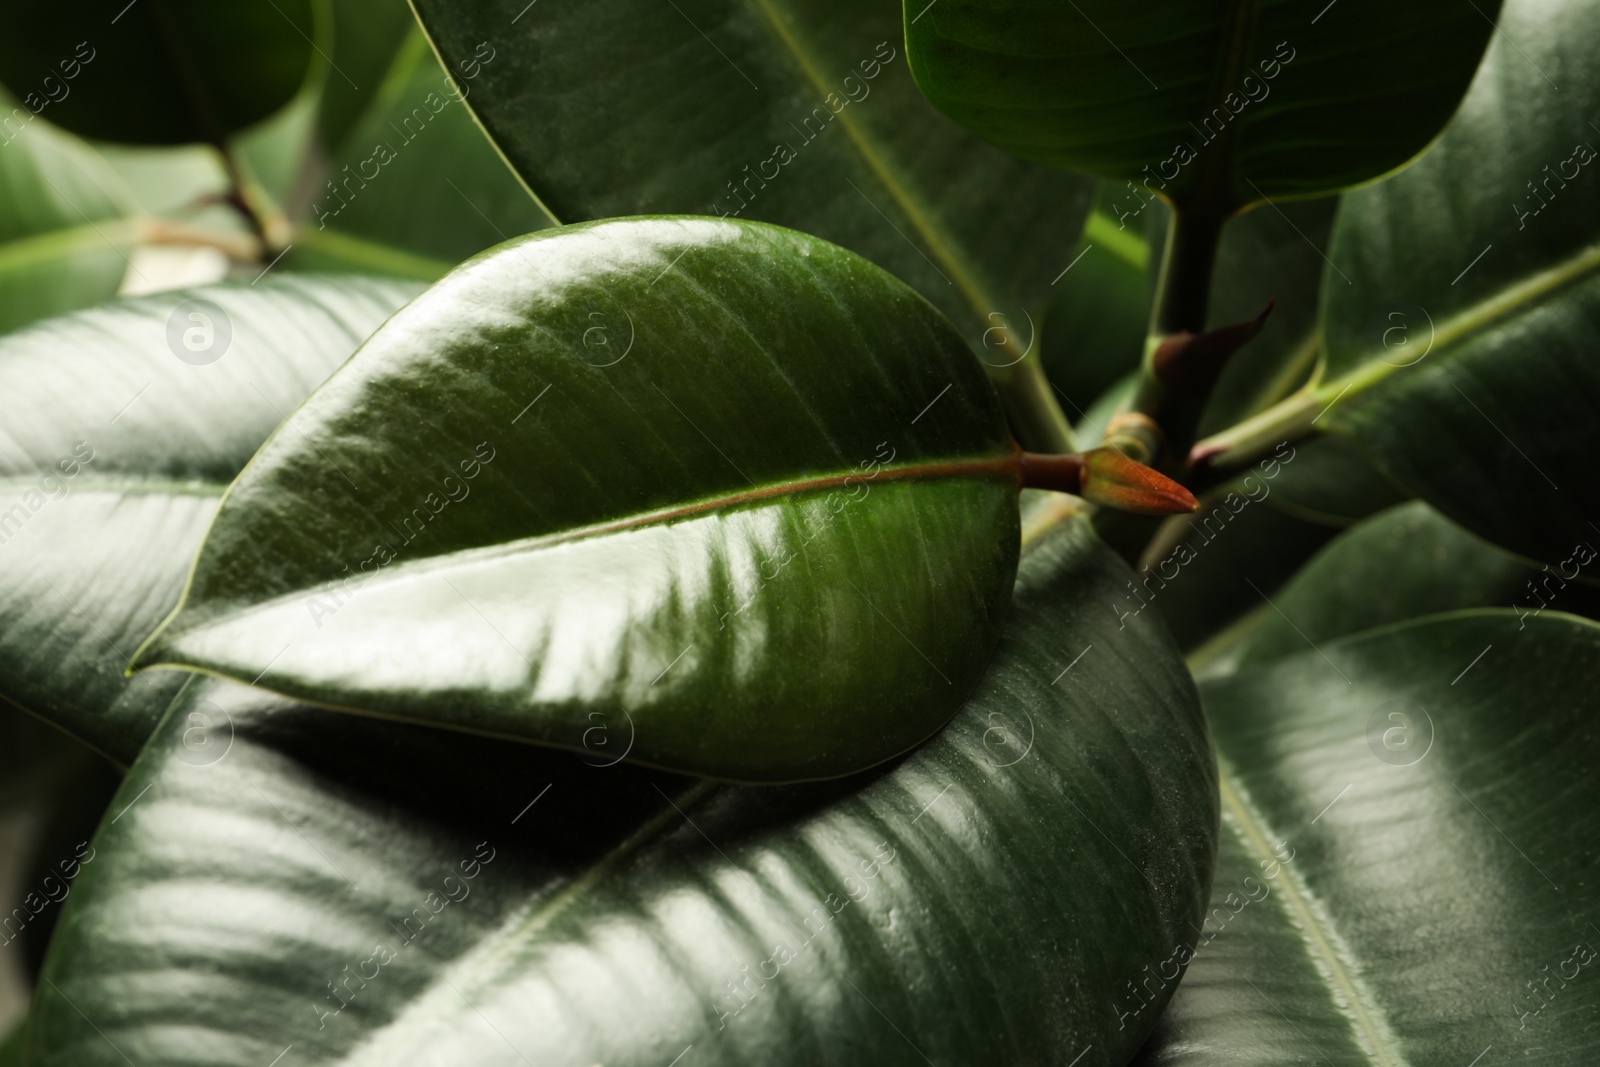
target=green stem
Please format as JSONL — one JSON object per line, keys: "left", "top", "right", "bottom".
{"left": 995, "top": 356, "right": 1078, "bottom": 456}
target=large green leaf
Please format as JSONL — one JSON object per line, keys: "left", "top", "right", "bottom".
{"left": 0, "top": 277, "right": 420, "bottom": 764}
{"left": 32, "top": 513, "right": 1216, "bottom": 1067}
{"left": 1205, "top": 0, "right": 1600, "bottom": 566}
{"left": 0, "top": 109, "right": 137, "bottom": 334}
{"left": 1133, "top": 609, "right": 1600, "bottom": 1066}
{"left": 406, "top": 0, "right": 1094, "bottom": 416}
{"left": 0, "top": 0, "right": 317, "bottom": 146}
{"left": 136, "top": 218, "right": 1025, "bottom": 782}
{"left": 903, "top": 0, "right": 1497, "bottom": 210}
{"left": 290, "top": 29, "right": 555, "bottom": 280}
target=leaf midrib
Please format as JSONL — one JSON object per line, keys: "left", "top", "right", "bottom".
{"left": 1197, "top": 236, "right": 1600, "bottom": 457}
{"left": 745, "top": 0, "right": 1015, "bottom": 343}
{"left": 1325, "top": 237, "right": 1600, "bottom": 405}
{"left": 146, "top": 452, "right": 1022, "bottom": 647}
{"left": 1217, "top": 764, "right": 1409, "bottom": 1067}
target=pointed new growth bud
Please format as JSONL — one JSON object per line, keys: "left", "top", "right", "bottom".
{"left": 1080, "top": 447, "right": 1198, "bottom": 515}
{"left": 1017, "top": 449, "right": 1198, "bottom": 515}
{"left": 1151, "top": 300, "right": 1275, "bottom": 395}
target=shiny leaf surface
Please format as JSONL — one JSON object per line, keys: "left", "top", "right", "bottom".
{"left": 137, "top": 218, "right": 1024, "bottom": 782}
{"left": 1134, "top": 609, "right": 1600, "bottom": 1066}
{"left": 904, "top": 0, "right": 1497, "bottom": 209}
{"left": 0, "top": 277, "right": 420, "bottom": 763}
{"left": 33, "top": 514, "right": 1216, "bottom": 1067}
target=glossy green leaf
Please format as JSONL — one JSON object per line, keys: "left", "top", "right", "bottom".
{"left": 136, "top": 218, "right": 1025, "bottom": 782}
{"left": 0, "top": 276, "right": 421, "bottom": 764}
{"left": 290, "top": 28, "right": 555, "bottom": 280}
{"left": 903, "top": 0, "right": 1497, "bottom": 209}
{"left": 406, "top": 0, "right": 1093, "bottom": 387}
{"left": 34, "top": 513, "right": 1216, "bottom": 1067}
{"left": 0, "top": 108, "right": 137, "bottom": 334}
{"left": 1210, "top": 0, "right": 1600, "bottom": 566}
{"left": 1320, "top": 0, "right": 1600, "bottom": 567}
{"left": 0, "top": 1, "right": 317, "bottom": 146}
{"left": 1134, "top": 609, "right": 1600, "bottom": 1066}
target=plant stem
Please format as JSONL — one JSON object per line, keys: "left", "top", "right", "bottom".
{"left": 1117, "top": 205, "right": 1229, "bottom": 470}
{"left": 991, "top": 352, "right": 1077, "bottom": 455}
{"left": 213, "top": 141, "right": 277, "bottom": 260}
{"left": 1151, "top": 205, "right": 1227, "bottom": 338}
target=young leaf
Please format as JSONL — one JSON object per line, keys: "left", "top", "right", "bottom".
{"left": 1134, "top": 610, "right": 1600, "bottom": 1066}
{"left": 0, "top": 1, "right": 318, "bottom": 146}
{"left": 134, "top": 218, "right": 1027, "bottom": 782}
{"left": 903, "top": 0, "right": 1498, "bottom": 210}
{"left": 0, "top": 277, "right": 421, "bottom": 764}
{"left": 34, "top": 514, "right": 1217, "bottom": 1067}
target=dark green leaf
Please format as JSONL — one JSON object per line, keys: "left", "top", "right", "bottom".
{"left": 1135, "top": 610, "right": 1600, "bottom": 1066}
{"left": 904, "top": 0, "right": 1497, "bottom": 209}
{"left": 136, "top": 219, "right": 1024, "bottom": 782}
{"left": 35, "top": 514, "right": 1216, "bottom": 1067}
{"left": 0, "top": 276, "right": 421, "bottom": 764}
{"left": 1196, "top": 499, "right": 1600, "bottom": 677}
{"left": 1322, "top": 0, "right": 1600, "bottom": 566}
{"left": 1258, "top": 432, "right": 1412, "bottom": 528}
{"left": 0, "top": 0, "right": 317, "bottom": 146}
{"left": 1209, "top": 0, "right": 1600, "bottom": 566}
{"left": 406, "top": 0, "right": 1093, "bottom": 371}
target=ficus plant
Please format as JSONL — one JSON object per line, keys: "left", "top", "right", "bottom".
{"left": 0, "top": 0, "right": 1596, "bottom": 1065}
